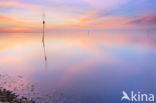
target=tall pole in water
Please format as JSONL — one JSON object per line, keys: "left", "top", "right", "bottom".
{"left": 42, "top": 13, "right": 45, "bottom": 42}
{"left": 42, "top": 13, "right": 47, "bottom": 68}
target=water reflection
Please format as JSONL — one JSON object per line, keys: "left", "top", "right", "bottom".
{"left": 42, "top": 34, "right": 48, "bottom": 69}
{"left": 0, "top": 31, "right": 156, "bottom": 103}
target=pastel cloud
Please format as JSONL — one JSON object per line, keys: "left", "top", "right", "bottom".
{"left": 0, "top": 0, "right": 155, "bottom": 32}
{"left": 128, "top": 16, "right": 156, "bottom": 25}
{"left": 77, "top": 11, "right": 109, "bottom": 25}
{"left": 0, "top": 1, "right": 43, "bottom": 11}
{"left": 0, "top": 14, "right": 40, "bottom": 32}
{"left": 0, "top": 14, "right": 36, "bottom": 25}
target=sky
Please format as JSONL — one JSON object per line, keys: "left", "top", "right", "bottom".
{"left": 0, "top": 0, "right": 156, "bottom": 32}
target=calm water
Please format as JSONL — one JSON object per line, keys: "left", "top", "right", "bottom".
{"left": 0, "top": 31, "right": 156, "bottom": 103}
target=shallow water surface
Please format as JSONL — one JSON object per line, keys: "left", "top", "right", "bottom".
{"left": 0, "top": 31, "right": 156, "bottom": 103}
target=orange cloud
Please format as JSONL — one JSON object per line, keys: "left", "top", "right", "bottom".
{"left": 0, "top": 15, "right": 15, "bottom": 23}
{"left": 78, "top": 12, "right": 97, "bottom": 24}
{"left": 0, "top": 1, "right": 43, "bottom": 10}
{"left": 0, "top": 14, "right": 41, "bottom": 32}
{"left": 0, "top": 14, "right": 39, "bottom": 25}
{"left": 0, "top": 27, "right": 41, "bottom": 33}
{"left": 0, "top": 1, "right": 17, "bottom": 6}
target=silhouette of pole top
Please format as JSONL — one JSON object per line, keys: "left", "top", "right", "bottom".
{"left": 43, "top": 12, "right": 45, "bottom": 24}
{"left": 43, "top": 20, "right": 45, "bottom": 24}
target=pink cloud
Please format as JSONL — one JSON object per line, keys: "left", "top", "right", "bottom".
{"left": 78, "top": 11, "right": 109, "bottom": 24}
{"left": 128, "top": 16, "right": 156, "bottom": 25}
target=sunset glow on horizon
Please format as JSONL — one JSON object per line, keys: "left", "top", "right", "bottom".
{"left": 0, "top": 0, "right": 156, "bottom": 32}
